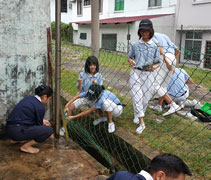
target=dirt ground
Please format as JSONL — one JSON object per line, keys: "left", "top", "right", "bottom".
{"left": 0, "top": 137, "right": 109, "bottom": 180}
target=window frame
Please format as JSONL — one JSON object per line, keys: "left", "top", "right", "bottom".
{"left": 184, "top": 31, "right": 203, "bottom": 62}
{"left": 77, "top": 0, "right": 83, "bottom": 16}
{"left": 148, "top": 0, "right": 162, "bottom": 8}
{"left": 84, "top": 0, "right": 91, "bottom": 6}
{"left": 114, "top": 0, "right": 124, "bottom": 12}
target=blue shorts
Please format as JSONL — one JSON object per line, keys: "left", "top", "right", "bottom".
{"left": 6, "top": 125, "right": 53, "bottom": 143}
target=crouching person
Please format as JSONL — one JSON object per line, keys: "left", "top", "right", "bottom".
{"left": 65, "top": 84, "right": 123, "bottom": 133}
{"left": 6, "top": 85, "right": 53, "bottom": 154}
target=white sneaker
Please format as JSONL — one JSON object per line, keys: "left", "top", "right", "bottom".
{"left": 149, "top": 105, "right": 162, "bottom": 112}
{"left": 133, "top": 117, "right": 140, "bottom": 124}
{"left": 108, "top": 122, "right": 115, "bottom": 133}
{"left": 93, "top": 117, "right": 108, "bottom": 126}
{"left": 163, "top": 103, "right": 181, "bottom": 116}
{"left": 59, "top": 127, "right": 65, "bottom": 136}
{"left": 136, "top": 123, "right": 146, "bottom": 134}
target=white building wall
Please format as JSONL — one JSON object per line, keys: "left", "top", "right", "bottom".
{"left": 50, "top": 0, "right": 72, "bottom": 23}
{"left": 71, "top": 0, "right": 176, "bottom": 23}
{"left": 176, "top": 0, "right": 211, "bottom": 30}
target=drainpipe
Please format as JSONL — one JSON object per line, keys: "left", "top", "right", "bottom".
{"left": 91, "top": 0, "right": 100, "bottom": 58}
{"left": 55, "top": 0, "right": 61, "bottom": 137}
{"left": 179, "top": 24, "right": 183, "bottom": 64}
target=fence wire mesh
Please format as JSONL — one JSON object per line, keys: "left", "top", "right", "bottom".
{"left": 53, "top": 40, "right": 211, "bottom": 180}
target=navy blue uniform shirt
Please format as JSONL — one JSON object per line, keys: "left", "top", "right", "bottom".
{"left": 7, "top": 96, "right": 45, "bottom": 126}
{"left": 107, "top": 171, "right": 146, "bottom": 180}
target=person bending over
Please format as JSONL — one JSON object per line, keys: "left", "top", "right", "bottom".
{"left": 65, "top": 84, "right": 123, "bottom": 133}
{"left": 107, "top": 153, "right": 192, "bottom": 180}
{"left": 6, "top": 85, "right": 53, "bottom": 154}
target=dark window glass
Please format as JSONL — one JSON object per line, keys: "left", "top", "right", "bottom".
{"left": 77, "top": 0, "right": 83, "bottom": 15}
{"left": 148, "top": 0, "right": 162, "bottom": 7}
{"left": 80, "top": 33, "right": 87, "bottom": 40}
{"left": 84, "top": 0, "right": 91, "bottom": 6}
{"left": 61, "top": 0, "right": 67, "bottom": 13}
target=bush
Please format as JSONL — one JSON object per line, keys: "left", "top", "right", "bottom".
{"left": 51, "top": 21, "right": 73, "bottom": 43}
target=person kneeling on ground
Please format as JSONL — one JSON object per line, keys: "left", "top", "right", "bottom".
{"left": 64, "top": 84, "right": 123, "bottom": 133}
{"left": 107, "top": 153, "right": 192, "bottom": 180}
{"left": 6, "top": 85, "right": 54, "bottom": 154}
{"left": 167, "top": 68, "right": 202, "bottom": 109}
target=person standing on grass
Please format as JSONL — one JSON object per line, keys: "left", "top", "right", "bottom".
{"left": 65, "top": 84, "right": 123, "bottom": 133}
{"left": 150, "top": 33, "right": 181, "bottom": 116}
{"left": 6, "top": 85, "right": 53, "bottom": 154}
{"left": 107, "top": 153, "right": 192, "bottom": 180}
{"left": 128, "top": 19, "right": 161, "bottom": 134}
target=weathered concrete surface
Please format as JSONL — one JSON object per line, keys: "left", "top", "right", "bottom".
{"left": 0, "top": 0, "right": 51, "bottom": 129}
{"left": 0, "top": 138, "right": 109, "bottom": 180}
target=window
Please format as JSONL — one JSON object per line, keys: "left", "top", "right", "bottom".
{"left": 61, "top": 0, "right": 67, "bottom": 13}
{"left": 99, "top": 0, "right": 103, "bottom": 13}
{"left": 77, "top": 0, "right": 83, "bottom": 15}
{"left": 184, "top": 31, "right": 202, "bottom": 61}
{"left": 115, "top": 0, "right": 124, "bottom": 11}
{"left": 84, "top": 0, "right": 91, "bottom": 6}
{"left": 80, "top": 33, "right": 87, "bottom": 40}
{"left": 148, "top": 0, "right": 162, "bottom": 7}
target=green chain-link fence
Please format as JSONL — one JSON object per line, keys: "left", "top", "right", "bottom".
{"left": 53, "top": 40, "right": 211, "bottom": 179}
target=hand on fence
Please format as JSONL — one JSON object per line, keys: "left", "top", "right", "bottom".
{"left": 67, "top": 116, "right": 74, "bottom": 121}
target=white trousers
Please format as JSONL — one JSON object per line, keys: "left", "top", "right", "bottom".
{"left": 169, "top": 89, "right": 189, "bottom": 105}
{"left": 129, "top": 69, "right": 155, "bottom": 118}
{"left": 73, "top": 97, "right": 91, "bottom": 109}
{"left": 102, "top": 99, "right": 123, "bottom": 117}
{"left": 154, "top": 53, "right": 176, "bottom": 97}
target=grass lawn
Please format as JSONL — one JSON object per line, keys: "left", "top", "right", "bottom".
{"left": 179, "top": 65, "right": 211, "bottom": 90}
{"left": 61, "top": 69, "right": 211, "bottom": 179}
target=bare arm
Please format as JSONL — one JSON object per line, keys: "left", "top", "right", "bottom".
{"left": 64, "top": 94, "right": 80, "bottom": 112}
{"left": 67, "top": 107, "right": 97, "bottom": 120}
{"left": 175, "top": 49, "right": 180, "bottom": 60}
{"left": 186, "top": 77, "right": 193, "bottom": 84}
{"left": 159, "top": 45, "right": 173, "bottom": 71}
{"left": 77, "top": 78, "right": 83, "bottom": 92}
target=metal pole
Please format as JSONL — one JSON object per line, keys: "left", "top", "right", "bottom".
{"left": 179, "top": 24, "right": 183, "bottom": 64}
{"left": 91, "top": 0, "right": 100, "bottom": 58}
{"left": 55, "top": 0, "right": 61, "bottom": 137}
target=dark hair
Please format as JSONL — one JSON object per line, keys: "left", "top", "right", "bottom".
{"left": 86, "top": 84, "right": 105, "bottom": 101}
{"left": 137, "top": 28, "right": 154, "bottom": 40}
{"left": 35, "top": 85, "right": 53, "bottom": 98}
{"left": 84, "top": 56, "right": 99, "bottom": 74}
{"left": 148, "top": 153, "right": 192, "bottom": 178}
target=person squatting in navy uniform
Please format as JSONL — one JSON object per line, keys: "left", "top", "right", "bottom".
{"left": 6, "top": 85, "right": 53, "bottom": 154}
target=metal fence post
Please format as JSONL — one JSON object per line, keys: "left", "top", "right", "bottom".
{"left": 55, "top": 0, "right": 61, "bottom": 137}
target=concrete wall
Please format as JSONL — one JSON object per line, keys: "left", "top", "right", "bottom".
{"left": 0, "top": 0, "right": 51, "bottom": 128}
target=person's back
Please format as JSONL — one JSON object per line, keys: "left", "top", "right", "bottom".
{"left": 167, "top": 68, "right": 189, "bottom": 98}
{"left": 152, "top": 32, "right": 177, "bottom": 54}
{"left": 7, "top": 96, "right": 45, "bottom": 126}
{"left": 107, "top": 171, "right": 146, "bottom": 180}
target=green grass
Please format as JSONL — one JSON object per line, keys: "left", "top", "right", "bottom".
{"left": 61, "top": 68, "right": 211, "bottom": 179}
